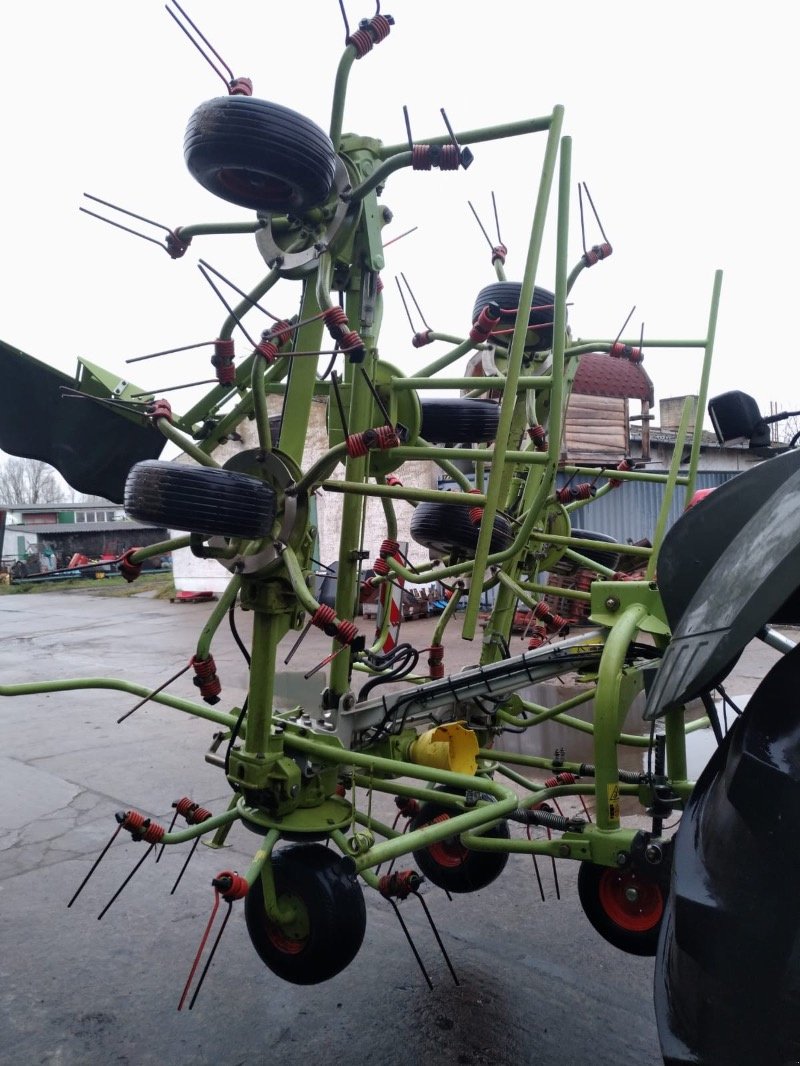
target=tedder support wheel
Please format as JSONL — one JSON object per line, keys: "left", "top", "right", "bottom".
{"left": 419, "top": 398, "right": 500, "bottom": 444}
{"left": 124, "top": 460, "right": 277, "bottom": 539}
{"left": 245, "top": 844, "right": 367, "bottom": 985}
{"left": 410, "top": 500, "right": 513, "bottom": 557}
{"left": 577, "top": 861, "right": 665, "bottom": 957}
{"left": 409, "top": 787, "right": 510, "bottom": 894}
{"left": 184, "top": 96, "right": 338, "bottom": 213}
{"left": 471, "top": 282, "right": 557, "bottom": 353}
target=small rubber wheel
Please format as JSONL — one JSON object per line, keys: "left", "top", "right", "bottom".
{"left": 124, "top": 460, "right": 277, "bottom": 539}
{"left": 549, "top": 529, "right": 620, "bottom": 577}
{"left": 472, "top": 282, "right": 558, "bottom": 352}
{"left": 245, "top": 844, "right": 366, "bottom": 985}
{"left": 410, "top": 500, "right": 513, "bottom": 557}
{"left": 577, "top": 861, "right": 665, "bottom": 956}
{"left": 184, "top": 96, "right": 337, "bottom": 213}
{"left": 419, "top": 398, "right": 500, "bottom": 444}
{"left": 409, "top": 787, "right": 510, "bottom": 894}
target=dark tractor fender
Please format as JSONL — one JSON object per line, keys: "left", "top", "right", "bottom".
{"left": 654, "top": 644, "right": 800, "bottom": 1064}
{"left": 644, "top": 447, "right": 800, "bottom": 719}
{"left": 0, "top": 340, "right": 165, "bottom": 504}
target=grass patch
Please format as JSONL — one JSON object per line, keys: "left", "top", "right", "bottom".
{"left": 1, "top": 571, "right": 175, "bottom": 599}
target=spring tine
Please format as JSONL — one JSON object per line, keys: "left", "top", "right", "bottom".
{"left": 284, "top": 619, "right": 313, "bottom": 665}
{"left": 386, "top": 897, "right": 433, "bottom": 990}
{"left": 412, "top": 891, "right": 459, "bottom": 986}
{"left": 67, "top": 824, "right": 123, "bottom": 908}
{"left": 79, "top": 207, "right": 170, "bottom": 252}
{"left": 170, "top": 838, "right": 201, "bottom": 895}
{"left": 550, "top": 855, "right": 561, "bottom": 901}
{"left": 187, "top": 902, "right": 232, "bottom": 1010}
{"left": 178, "top": 890, "right": 222, "bottom": 1010}
{"left": 97, "top": 843, "right": 156, "bottom": 920}
{"left": 532, "top": 854, "right": 546, "bottom": 903}
{"left": 117, "top": 663, "right": 192, "bottom": 724}
{"left": 156, "top": 809, "right": 181, "bottom": 863}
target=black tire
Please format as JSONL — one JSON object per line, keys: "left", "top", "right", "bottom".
{"left": 409, "top": 787, "right": 510, "bottom": 894}
{"left": 577, "top": 861, "right": 665, "bottom": 957}
{"left": 419, "top": 398, "right": 500, "bottom": 444}
{"left": 410, "top": 500, "right": 513, "bottom": 557}
{"left": 549, "top": 529, "right": 621, "bottom": 577}
{"left": 124, "top": 460, "right": 277, "bottom": 539}
{"left": 471, "top": 282, "right": 557, "bottom": 352}
{"left": 184, "top": 96, "right": 337, "bottom": 213}
{"left": 654, "top": 647, "right": 800, "bottom": 1064}
{"left": 245, "top": 844, "right": 366, "bottom": 985}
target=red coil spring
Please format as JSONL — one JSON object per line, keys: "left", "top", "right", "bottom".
{"left": 213, "top": 870, "right": 249, "bottom": 901}
{"left": 557, "top": 483, "right": 596, "bottom": 503}
{"left": 340, "top": 330, "right": 365, "bottom": 355}
{"left": 270, "top": 319, "right": 294, "bottom": 347}
{"left": 210, "top": 338, "right": 236, "bottom": 384}
{"left": 119, "top": 810, "right": 165, "bottom": 844}
{"left": 380, "top": 538, "right": 400, "bottom": 556}
{"left": 527, "top": 624, "right": 549, "bottom": 650}
{"left": 411, "top": 144, "right": 432, "bottom": 170}
{"left": 312, "top": 604, "right": 338, "bottom": 634}
{"left": 147, "top": 398, "right": 173, "bottom": 423}
{"left": 165, "top": 228, "right": 191, "bottom": 259}
{"left": 428, "top": 644, "right": 445, "bottom": 679}
{"left": 345, "top": 425, "right": 399, "bottom": 458}
{"left": 609, "top": 457, "right": 633, "bottom": 488}
{"left": 379, "top": 869, "right": 421, "bottom": 900}
{"left": 438, "top": 144, "right": 461, "bottom": 170}
{"left": 575, "top": 570, "right": 595, "bottom": 594}
{"left": 527, "top": 424, "right": 547, "bottom": 450}
{"left": 544, "top": 771, "right": 578, "bottom": 788}
{"left": 385, "top": 474, "right": 403, "bottom": 487}
{"left": 372, "top": 558, "right": 390, "bottom": 576}
{"left": 583, "top": 242, "right": 613, "bottom": 266}
{"left": 347, "top": 14, "right": 392, "bottom": 58}
{"left": 469, "top": 303, "right": 501, "bottom": 343}
{"left": 335, "top": 619, "right": 359, "bottom": 646}
{"left": 323, "top": 307, "right": 364, "bottom": 359}
{"left": 227, "top": 77, "right": 253, "bottom": 96}
{"left": 173, "top": 797, "right": 195, "bottom": 818}
{"left": 323, "top": 305, "right": 348, "bottom": 334}
{"left": 609, "top": 341, "right": 643, "bottom": 364}
{"left": 254, "top": 339, "right": 278, "bottom": 364}
{"left": 492, "top": 243, "right": 508, "bottom": 265}
{"left": 191, "top": 655, "right": 221, "bottom": 704}
{"left": 117, "top": 547, "right": 142, "bottom": 583}
{"left": 412, "top": 330, "right": 434, "bottom": 347}
{"left": 173, "top": 798, "right": 213, "bottom": 825}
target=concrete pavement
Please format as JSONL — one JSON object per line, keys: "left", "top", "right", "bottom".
{"left": 0, "top": 590, "right": 788, "bottom": 1065}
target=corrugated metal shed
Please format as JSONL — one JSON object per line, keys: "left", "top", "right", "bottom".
{"left": 553, "top": 471, "right": 738, "bottom": 544}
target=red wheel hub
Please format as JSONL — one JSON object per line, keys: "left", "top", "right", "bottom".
{"left": 598, "top": 867, "right": 663, "bottom": 932}
{"left": 426, "top": 813, "right": 468, "bottom": 869}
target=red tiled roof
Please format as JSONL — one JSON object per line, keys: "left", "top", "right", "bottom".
{"left": 572, "top": 352, "right": 654, "bottom": 403}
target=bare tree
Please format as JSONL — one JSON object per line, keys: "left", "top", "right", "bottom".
{"left": 0, "top": 456, "right": 70, "bottom": 506}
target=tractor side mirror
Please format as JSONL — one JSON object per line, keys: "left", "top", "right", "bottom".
{"left": 708, "top": 391, "right": 770, "bottom": 448}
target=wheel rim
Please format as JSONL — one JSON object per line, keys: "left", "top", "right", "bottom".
{"left": 598, "top": 868, "right": 663, "bottom": 932}
{"left": 426, "top": 814, "right": 468, "bottom": 869}
{"left": 264, "top": 893, "right": 310, "bottom": 955}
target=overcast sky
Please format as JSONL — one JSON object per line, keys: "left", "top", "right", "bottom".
{"left": 2, "top": 1, "right": 798, "bottom": 439}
